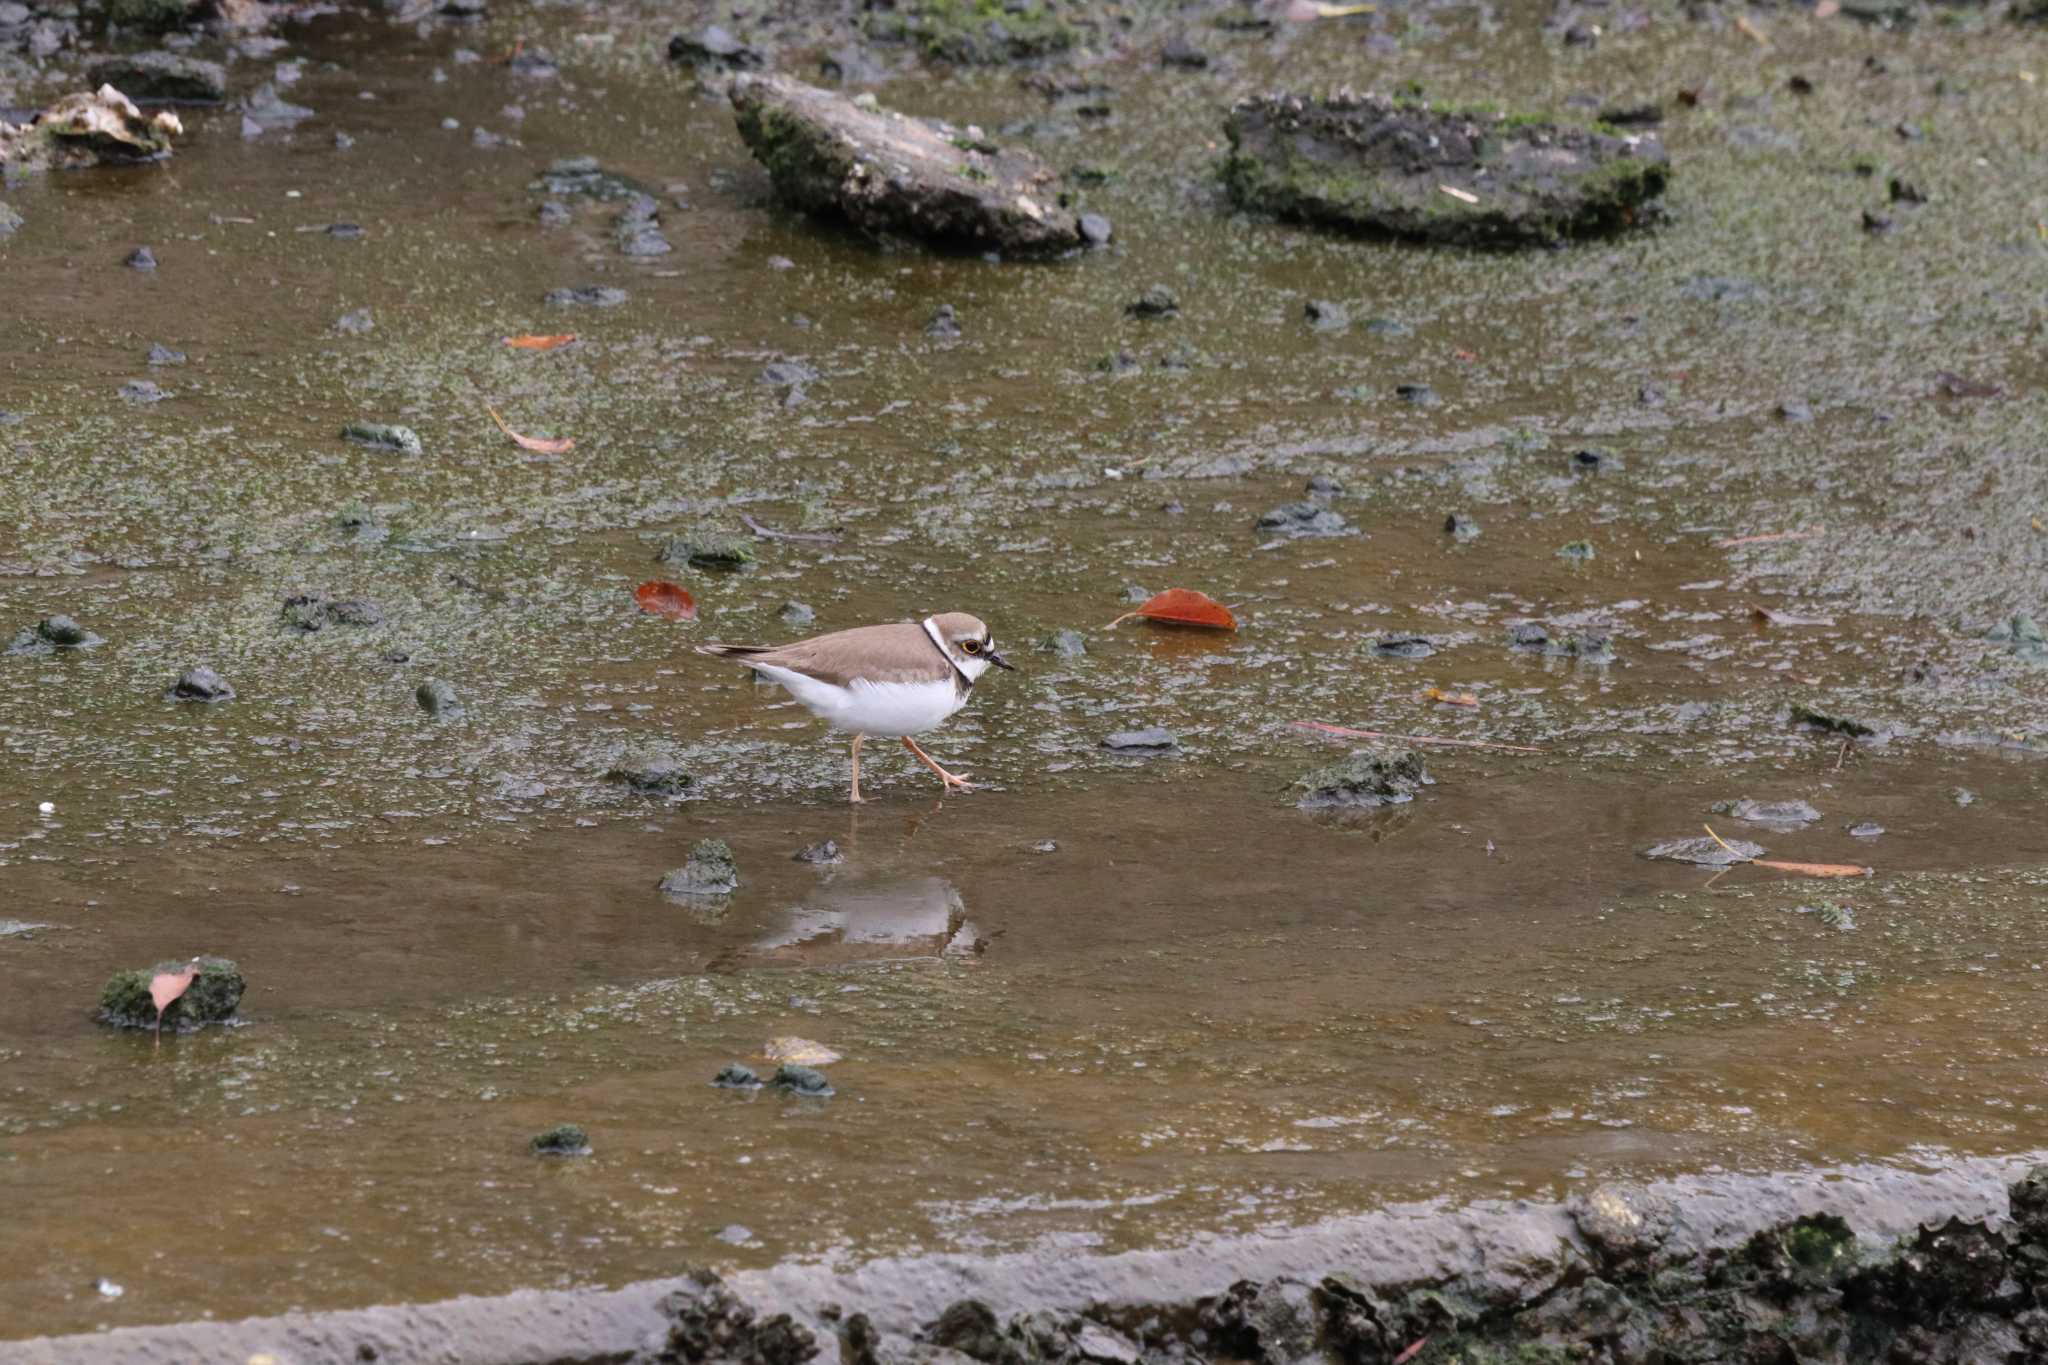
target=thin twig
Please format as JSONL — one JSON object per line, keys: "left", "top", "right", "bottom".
{"left": 1833, "top": 738, "right": 1850, "bottom": 772}
{"left": 1291, "top": 720, "right": 1547, "bottom": 753}
{"left": 740, "top": 513, "right": 841, "bottom": 543}
{"left": 1713, "top": 526, "right": 1823, "bottom": 549}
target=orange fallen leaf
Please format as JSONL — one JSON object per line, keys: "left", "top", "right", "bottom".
{"left": 1393, "top": 1338, "right": 1430, "bottom": 1365}
{"left": 1754, "top": 858, "right": 1873, "bottom": 878}
{"left": 634, "top": 581, "right": 697, "bottom": 622}
{"left": 150, "top": 959, "right": 200, "bottom": 1043}
{"left": 504, "top": 333, "right": 577, "bottom": 351}
{"left": 486, "top": 403, "right": 575, "bottom": 455}
{"left": 1420, "top": 686, "right": 1479, "bottom": 707}
{"left": 1105, "top": 588, "right": 1237, "bottom": 631}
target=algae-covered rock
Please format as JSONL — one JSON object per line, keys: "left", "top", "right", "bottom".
{"left": 1983, "top": 614, "right": 2048, "bottom": 664}
{"left": 98, "top": 956, "right": 244, "bottom": 1030}
{"left": 659, "top": 1267, "right": 818, "bottom": 1365}
{"left": 281, "top": 592, "right": 385, "bottom": 632}
{"left": 0, "top": 86, "right": 183, "bottom": 172}
{"left": 604, "top": 753, "right": 696, "bottom": 798}
{"left": 1221, "top": 89, "right": 1669, "bottom": 247}
{"left": 166, "top": 664, "right": 234, "bottom": 702}
{"left": 5, "top": 615, "right": 104, "bottom": 655}
{"left": 769, "top": 1063, "right": 834, "bottom": 1097}
{"left": 657, "top": 531, "right": 756, "bottom": 571}
{"left": 87, "top": 52, "right": 227, "bottom": 103}
{"left": 342, "top": 422, "right": 422, "bottom": 456}
{"left": 1295, "top": 748, "right": 1432, "bottom": 811}
{"left": 660, "top": 838, "right": 739, "bottom": 898}
{"left": 415, "top": 679, "right": 462, "bottom": 718}
{"left": 712, "top": 1062, "right": 762, "bottom": 1089}
{"left": 729, "top": 71, "right": 1086, "bottom": 256}
{"left": 1714, "top": 797, "right": 1821, "bottom": 830}
{"left": 530, "top": 1123, "right": 591, "bottom": 1156}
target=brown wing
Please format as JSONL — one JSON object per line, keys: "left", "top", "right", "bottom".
{"left": 695, "top": 622, "right": 949, "bottom": 688}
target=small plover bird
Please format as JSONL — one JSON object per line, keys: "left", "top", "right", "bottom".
{"left": 696, "top": 612, "right": 1013, "bottom": 803}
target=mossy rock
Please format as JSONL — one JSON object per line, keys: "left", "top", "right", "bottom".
{"left": 1294, "top": 748, "right": 1432, "bottom": 811}
{"left": 98, "top": 956, "right": 244, "bottom": 1031}
{"left": 657, "top": 531, "right": 756, "bottom": 570}
{"left": 1221, "top": 89, "right": 1670, "bottom": 247}
{"left": 660, "top": 838, "right": 739, "bottom": 898}
{"left": 531, "top": 1123, "right": 591, "bottom": 1156}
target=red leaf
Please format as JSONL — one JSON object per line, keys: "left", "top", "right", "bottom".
{"left": 504, "top": 333, "right": 578, "bottom": 351}
{"left": 1393, "top": 1337, "right": 1430, "bottom": 1365}
{"left": 634, "top": 581, "right": 697, "bottom": 622}
{"left": 1105, "top": 588, "right": 1237, "bottom": 631}
{"left": 486, "top": 402, "right": 575, "bottom": 455}
{"left": 149, "top": 960, "right": 199, "bottom": 1041}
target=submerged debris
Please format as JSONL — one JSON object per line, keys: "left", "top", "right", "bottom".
{"left": 660, "top": 839, "right": 740, "bottom": 898}
{"left": 342, "top": 422, "right": 423, "bottom": 456}
{"left": 1713, "top": 797, "right": 1822, "bottom": 830}
{"left": 1644, "top": 834, "right": 1764, "bottom": 866}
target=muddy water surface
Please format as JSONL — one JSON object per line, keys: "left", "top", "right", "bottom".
{"left": 3, "top": 0, "right": 2047, "bottom": 1339}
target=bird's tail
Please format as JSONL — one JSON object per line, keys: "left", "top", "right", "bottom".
{"left": 694, "top": 643, "right": 774, "bottom": 660}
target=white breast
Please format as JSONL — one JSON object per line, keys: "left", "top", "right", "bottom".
{"left": 753, "top": 666, "right": 966, "bottom": 738}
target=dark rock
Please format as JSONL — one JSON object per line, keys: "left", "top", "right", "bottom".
{"left": 669, "top": 24, "right": 763, "bottom": 69}
{"left": 1039, "top": 629, "right": 1086, "bottom": 657}
{"left": 89, "top": 51, "right": 226, "bottom": 103}
{"left": 1125, "top": 284, "right": 1179, "bottom": 319}
{"left": 770, "top": 1063, "right": 833, "bottom": 1097}
{"left": 544, "top": 285, "right": 629, "bottom": 307}
{"left": 281, "top": 592, "right": 384, "bottom": 632}
{"left": 927, "top": 1300, "right": 1005, "bottom": 1359}
{"left": 125, "top": 245, "right": 158, "bottom": 270}
{"left": 335, "top": 308, "right": 374, "bottom": 334}
{"left": 1445, "top": 512, "right": 1481, "bottom": 542}
{"left": 792, "top": 839, "right": 842, "bottom": 864}
{"left": 146, "top": 342, "right": 185, "bottom": 365}
{"left": 713, "top": 1062, "right": 763, "bottom": 1088}
{"left": 1889, "top": 176, "right": 1927, "bottom": 204}
{"left": 658, "top": 1267, "right": 818, "bottom": 1365}
{"left": 1394, "top": 382, "right": 1439, "bottom": 406}
{"left": 1161, "top": 32, "right": 1209, "bottom": 67}
{"left": 613, "top": 193, "right": 671, "bottom": 256}
{"left": 6, "top": 615, "right": 104, "bottom": 655}
{"left": 1862, "top": 208, "right": 1894, "bottom": 234}
{"left": 324, "top": 221, "right": 365, "bottom": 240}
{"left": 118, "top": 379, "right": 166, "bottom": 403}
{"left": 1373, "top": 636, "right": 1435, "bottom": 659}
{"left": 660, "top": 838, "right": 739, "bottom": 897}
{"left": 1713, "top": 797, "right": 1821, "bottom": 830}
{"left": 342, "top": 422, "right": 422, "bottom": 455}
{"left": 415, "top": 679, "right": 462, "bottom": 718}
{"left": 1222, "top": 90, "right": 1669, "bottom": 246}
{"left": 530, "top": 1123, "right": 591, "bottom": 1157}
{"left": 1295, "top": 748, "right": 1432, "bottom": 811}
{"left": 925, "top": 303, "right": 962, "bottom": 338}
{"left": 1562, "top": 22, "right": 1598, "bottom": 45}
{"left": 1787, "top": 74, "right": 1816, "bottom": 96}
{"left": 437, "top": 0, "right": 485, "bottom": 16}
{"left": 1257, "top": 502, "right": 1353, "bottom": 537}
{"left": 1776, "top": 397, "right": 1814, "bottom": 422}
{"left": 1600, "top": 102, "right": 1663, "bottom": 126}
{"left": 166, "top": 665, "right": 234, "bottom": 702}
{"left": 657, "top": 532, "right": 756, "bottom": 571}
{"left": 98, "top": 956, "right": 244, "bottom": 1030}
{"left": 604, "top": 755, "right": 695, "bottom": 798}
{"left": 728, "top": 72, "right": 1088, "bottom": 256}
{"left": 1101, "top": 727, "right": 1177, "bottom": 753}
{"left": 1643, "top": 835, "right": 1764, "bottom": 866}
{"left": 1789, "top": 703, "right": 1884, "bottom": 739}
{"left": 1570, "top": 448, "right": 1607, "bottom": 472}
{"left": 1304, "top": 298, "right": 1348, "bottom": 331}
{"left": 1306, "top": 474, "right": 1343, "bottom": 497}
{"left": 1077, "top": 212, "right": 1113, "bottom": 245}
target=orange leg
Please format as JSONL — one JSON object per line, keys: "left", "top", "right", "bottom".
{"left": 902, "top": 736, "right": 972, "bottom": 792}
{"left": 849, "top": 733, "right": 867, "bottom": 804}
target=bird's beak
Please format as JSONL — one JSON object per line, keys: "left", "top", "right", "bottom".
{"left": 987, "top": 647, "right": 1015, "bottom": 672}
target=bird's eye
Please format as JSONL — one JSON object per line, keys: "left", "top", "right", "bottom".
{"left": 962, "top": 639, "right": 981, "bottom": 654}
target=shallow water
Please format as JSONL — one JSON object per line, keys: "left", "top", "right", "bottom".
{"left": 3, "top": 0, "right": 2046, "bottom": 1339}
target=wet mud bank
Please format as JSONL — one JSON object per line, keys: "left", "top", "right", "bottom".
{"left": 11, "top": 1153, "right": 2048, "bottom": 1364}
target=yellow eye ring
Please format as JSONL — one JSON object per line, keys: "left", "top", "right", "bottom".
{"left": 962, "top": 639, "right": 981, "bottom": 654}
